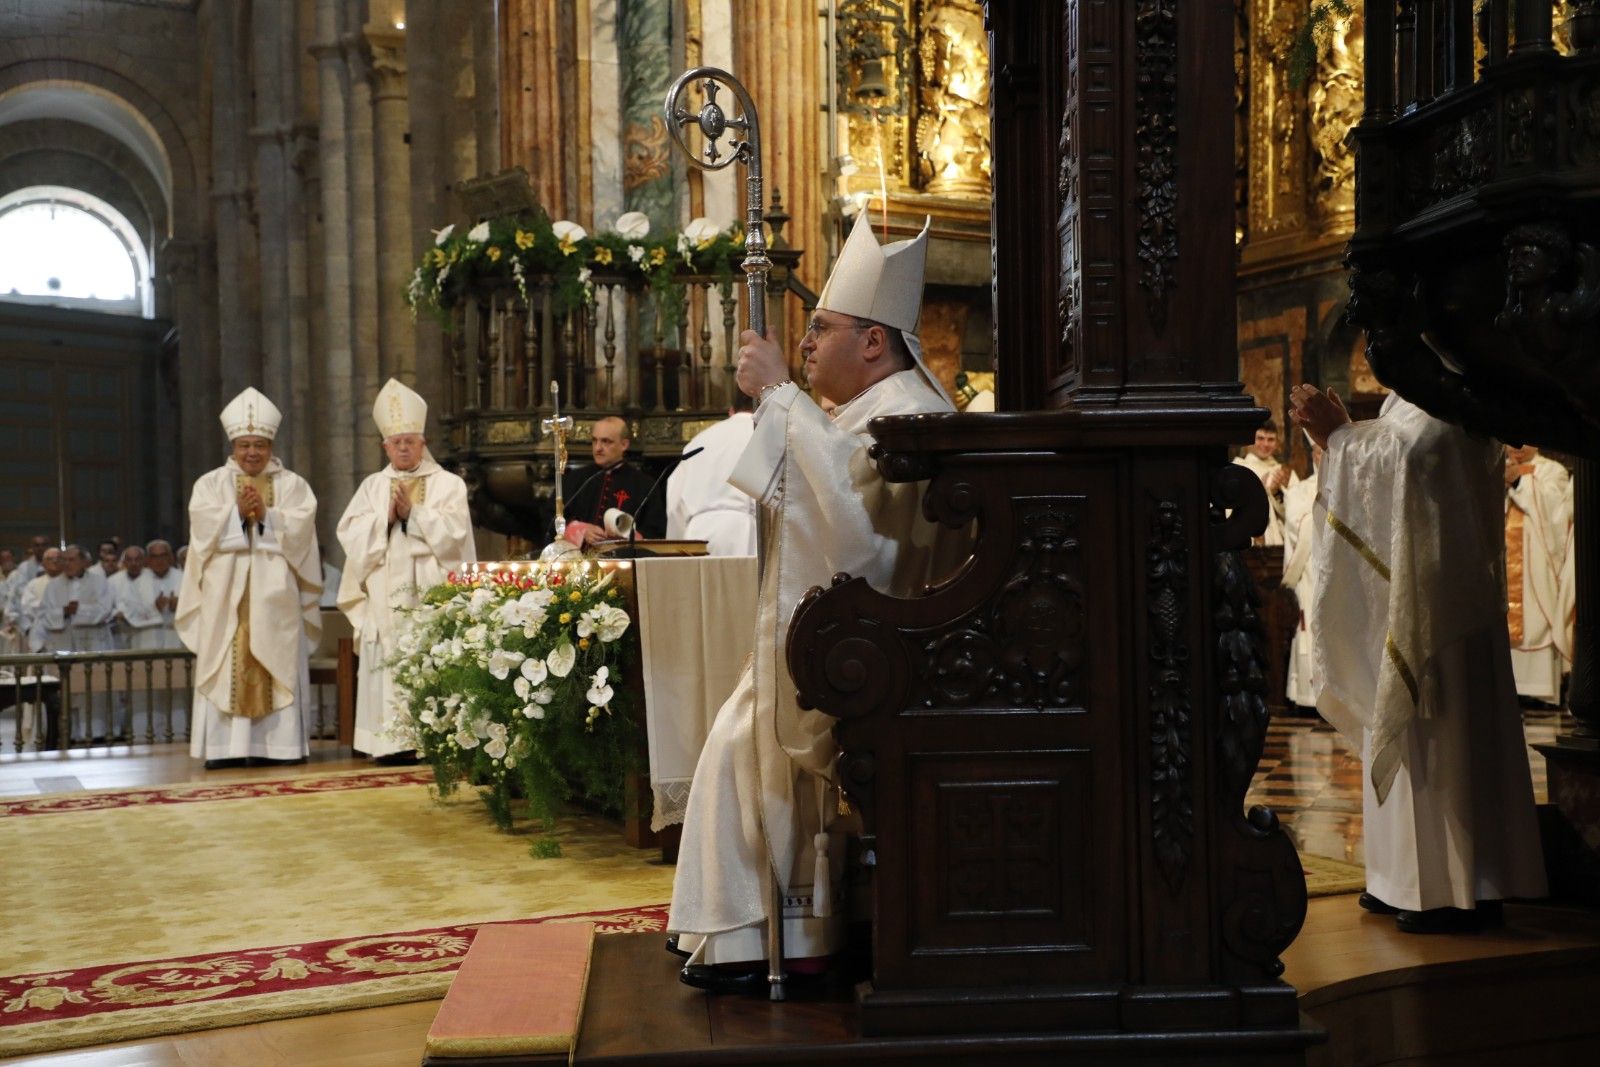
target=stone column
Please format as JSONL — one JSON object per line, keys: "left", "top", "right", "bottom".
{"left": 160, "top": 238, "right": 215, "bottom": 496}
{"left": 249, "top": 0, "right": 295, "bottom": 460}
{"left": 501, "top": 0, "right": 578, "bottom": 216}
{"left": 313, "top": 0, "right": 357, "bottom": 543}
{"left": 210, "top": 0, "right": 264, "bottom": 398}
{"left": 368, "top": 24, "right": 417, "bottom": 385}
{"left": 343, "top": 30, "right": 381, "bottom": 478}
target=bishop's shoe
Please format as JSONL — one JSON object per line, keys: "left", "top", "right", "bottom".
{"left": 678, "top": 963, "right": 769, "bottom": 995}
{"left": 1395, "top": 900, "right": 1504, "bottom": 934}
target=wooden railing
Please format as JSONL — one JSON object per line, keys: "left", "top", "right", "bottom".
{"left": 439, "top": 240, "right": 813, "bottom": 539}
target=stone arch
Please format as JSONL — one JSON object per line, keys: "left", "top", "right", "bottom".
{"left": 0, "top": 42, "right": 204, "bottom": 238}
{"left": 0, "top": 119, "right": 168, "bottom": 249}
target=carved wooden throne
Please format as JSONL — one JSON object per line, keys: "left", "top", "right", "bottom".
{"left": 784, "top": 3, "right": 1321, "bottom": 1058}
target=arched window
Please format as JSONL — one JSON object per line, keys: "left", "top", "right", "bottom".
{"left": 0, "top": 186, "right": 152, "bottom": 317}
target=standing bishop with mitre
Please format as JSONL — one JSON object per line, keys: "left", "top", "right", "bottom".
{"left": 178, "top": 388, "right": 322, "bottom": 768}
{"left": 670, "top": 214, "right": 957, "bottom": 991}
{"left": 337, "top": 378, "right": 476, "bottom": 761}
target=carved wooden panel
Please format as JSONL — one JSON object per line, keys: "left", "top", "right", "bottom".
{"left": 910, "top": 753, "right": 1091, "bottom": 955}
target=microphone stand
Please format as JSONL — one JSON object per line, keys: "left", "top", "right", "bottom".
{"left": 607, "top": 447, "right": 704, "bottom": 560}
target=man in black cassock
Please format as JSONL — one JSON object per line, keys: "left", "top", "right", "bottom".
{"left": 563, "top": 415, "right": 666, "bottom": 544}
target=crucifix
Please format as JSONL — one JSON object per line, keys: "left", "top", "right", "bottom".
{"left": 663, "top": 66, "right": 786, "bottom": 1003}
{"left": 540, "top": 380, "right": 573, "bottom": 541}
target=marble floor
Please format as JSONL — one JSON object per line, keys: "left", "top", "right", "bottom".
{"left": 1243, "top": 708, "right": 1564, "bottom": 866}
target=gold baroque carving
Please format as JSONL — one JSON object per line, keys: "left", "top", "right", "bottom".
{"left": 915, "top": 0, "right": 990, "bottom": 196}
{"left": 486, "top": 419, "right": 535, "bottom": 445}
{"left": 1307, "top": 9, "right": 1361, "bottom": 231}
{"left": 1247, "top": 0, "right": 1308, "bottom": 241}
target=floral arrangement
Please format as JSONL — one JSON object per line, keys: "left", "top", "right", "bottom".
{"left": 388, "top": 563, "right": 636, "bottom": 856}
{"left": 406, "top": 209, "right": 743, "bottom": 325}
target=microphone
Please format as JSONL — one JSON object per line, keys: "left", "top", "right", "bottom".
{"left": 611, "top": 447, "right": 705, "bottom": 559}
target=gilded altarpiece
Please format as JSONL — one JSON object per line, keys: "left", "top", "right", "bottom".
{"left": 833, "top": 0, "right": 994, "bottom": 401}
{"left": 1237, "top": 0, "right": 1371, "bottom": 472}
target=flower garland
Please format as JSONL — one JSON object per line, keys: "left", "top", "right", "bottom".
{"left": 406, "top": 210, "right": 741, "bottom": 328}
{"left": 387, "top": 563, "right": 636, "bottom": 856}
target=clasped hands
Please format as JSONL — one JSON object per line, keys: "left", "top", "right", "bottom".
{"left": 237, "top": 485, "right": 266, "bottom": 524}
{"left": 388, "top": 480, "right": 413, "bottom": 526}
{"left": 1289, "top": 384, "right": 1351, "bottom": 451}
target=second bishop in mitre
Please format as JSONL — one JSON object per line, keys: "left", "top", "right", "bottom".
{"left": 337, "top": 379, "right": 476, "bottom": 759}
{"left": 178, "top": 388, "right": 322, "bottom": 766}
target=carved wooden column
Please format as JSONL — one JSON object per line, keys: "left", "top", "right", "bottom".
{"left": 785, "top": 2, "right": 1318, "bottom": 1057}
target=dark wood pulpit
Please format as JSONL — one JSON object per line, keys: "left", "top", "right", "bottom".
{"left": 783, "top": 2, "right": 1321, "bottom": 1060}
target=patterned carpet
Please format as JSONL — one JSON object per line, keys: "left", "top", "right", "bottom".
{"left": 0, "top": 770, "right": 672, "bottom": 1058}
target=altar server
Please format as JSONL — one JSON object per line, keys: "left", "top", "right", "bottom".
{"left": 178, "top": 388, "right": 322, "bottom": 768}
{"left": 665, "top": 397, "right": 758, "bottom": 556}
{"left": 337, "top": 378, "right": 476, "bottom": 760}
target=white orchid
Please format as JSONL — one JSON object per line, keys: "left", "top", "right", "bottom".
{"left": 627, "top": 244, "right": 646, "bottom": 263}
{"left": 487, "top": 648, "right": 524, "bottom": 680}
{"left": 579, "top": 604, "right": 630, "bottom": 643}
{"left": 531, "top": 685, "right": 554, "bottom": 705}
{"left": 485, "top": 722, "right": 508, "bottom": 760}
{"left": 586, "top": 666, "right": 614, "bottom": 708}
{"left": 521, "top": 702, "right": 546, "bottom": 720}
{"left": 513, "top": 676, "right": 531, "bottom": 701}
{"left": 433, "top": 224, "right": 455, "bottom": 245}
{"left": 467, "top": 221, "right": 490, "bottom": 243}
{"left": 613, "top": 211, "right": 651, "bottom": 240}
{"left": 454, "top": 728, "right": 479, "bottom": 749}
{"left": 547, "top": 642, "right": 577, "bottom": 678}
{"left": 519, "top": 657, "right": 549, "bottom": 685}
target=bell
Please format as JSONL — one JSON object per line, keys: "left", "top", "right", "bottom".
{"left": 855, "top": 57, "right": 889, "bottom": 100}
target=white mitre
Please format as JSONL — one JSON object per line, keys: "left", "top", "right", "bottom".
{"left": 816, "top": 213, "right": 949, "bottom": 403}
{"left": 373, "top": 378, "right": 427, "bottom": 438}
{"left": 219, "top": 387, "right": 282, "bottom": 441}
{"left": 817, "top": 213, "right": 929, "bottom": 334}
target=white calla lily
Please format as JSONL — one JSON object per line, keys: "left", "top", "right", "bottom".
{"left": 613, "top": 211, "right": 651, "bottom": 239}
{"left": 467, "top": 221, "right": 490, "bottom": 243}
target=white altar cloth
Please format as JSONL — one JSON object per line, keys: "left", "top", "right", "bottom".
{"left": 636, "top": 555, "right": 758, "bottom": 831}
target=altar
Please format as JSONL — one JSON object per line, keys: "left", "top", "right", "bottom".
{"left": 461, "top": 554, "right": 758, "bottom": 846}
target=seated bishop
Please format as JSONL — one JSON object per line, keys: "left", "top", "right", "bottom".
{"left": 337, "top": 378, "right": 476, "bottom": 761}
{"left": 669, "top": 213, "right": 956, "bottom": 992}
{"left": 178, "top": 388, "right": 322, "bottom": 768}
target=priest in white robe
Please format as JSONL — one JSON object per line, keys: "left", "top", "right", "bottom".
{"left": 670, "top": 215, "right": 955, "bottom": 991}
{"left": 36, "top": 545, "right": 114, "bottom": 653}
{"left": 177, "top": 388, "right": 322, "bottom": 768}
{"left": 1281, "top": 444, "right": 1322, "bottom": 708}
{"left": 1503, "top": 445, "right": 1574, "bottom": 704}
{"left": 337, "top": 378, "right": 476, "bottom": 760}
{"left": 1292, "top": 384, "right": 1545, "bottom": 932}
{"left": 1234, "top": 424, "right": 1297, "bottom": 545}
{"left": 131, "top": 540, "right": 184, "bottom": 650}
{"left": 665, "top": 397, "right": 758, "bottom": 556}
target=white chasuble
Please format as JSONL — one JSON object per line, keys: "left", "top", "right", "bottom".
{"left": 1281, "top": 471, "right": 1320, "bottom": 708}
{"left": 178, "top": 458, "right": 321, "bottom": 760}
{"left": 336, "top": 456, "right": 475, "bottom": 756}
{"left": 1312, "top": 396, "right": 1545, "bottom": 911}
{"left": 669, "top": 369, "right": 954, "bottom": 965}
{"left": 666, "top": 412, "right": 758, "bottom": 557}
{"left": 1505, "top": 454, "right": 1574, "bottom": 702}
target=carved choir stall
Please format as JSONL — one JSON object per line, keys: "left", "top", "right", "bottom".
{"left": 1342, "top": 0, "right": 1600, "bottom": 900}
{"left": 784, "top": 1, "right": 1320, "bottom": 1059}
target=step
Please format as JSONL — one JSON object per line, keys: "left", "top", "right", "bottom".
{"left": 423, "top": 920, "right": 595, "bottom": 1064}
